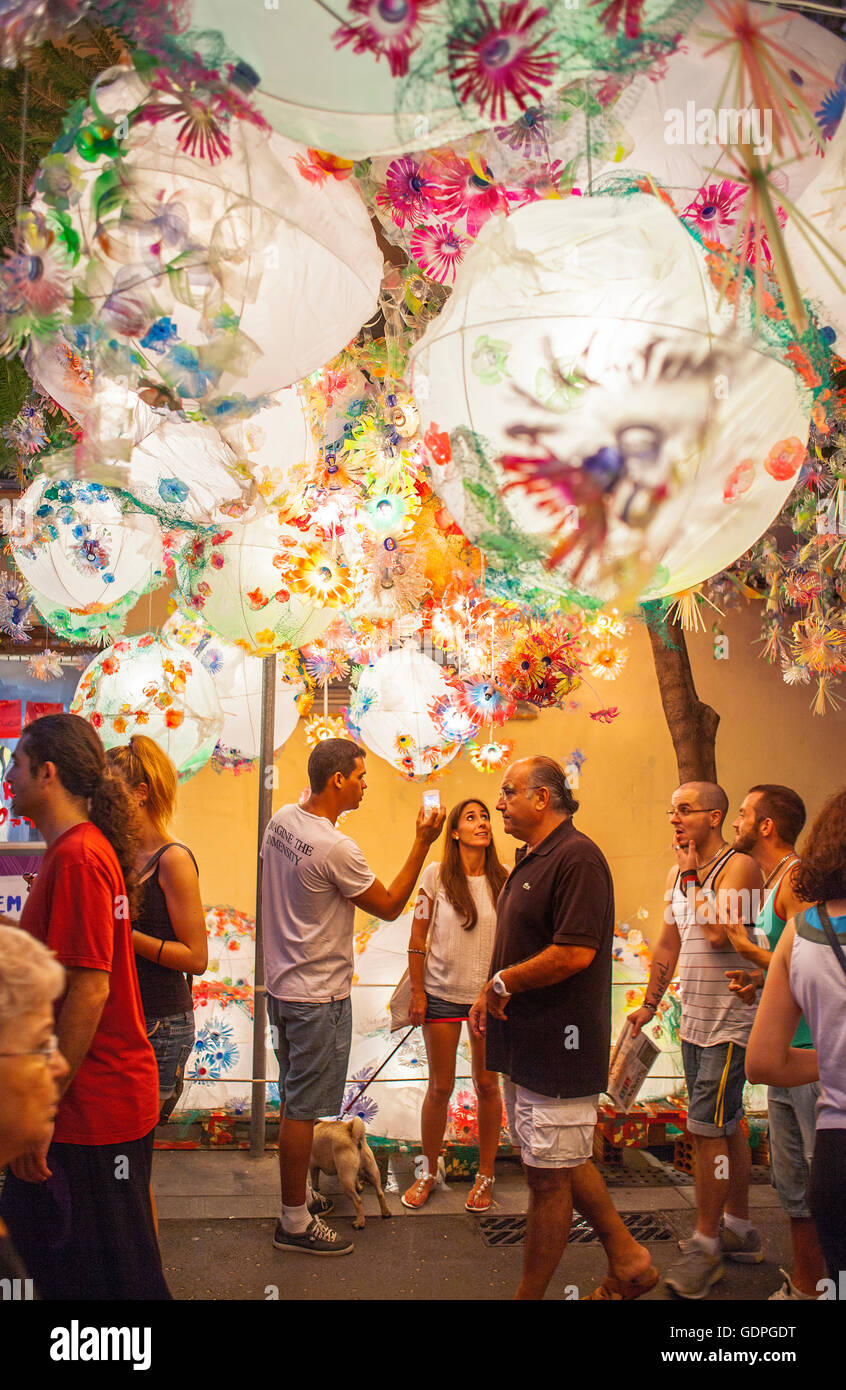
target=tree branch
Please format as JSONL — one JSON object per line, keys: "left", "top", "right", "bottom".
{"left": 647, "top": 615, "right": 720, "bottom": 783}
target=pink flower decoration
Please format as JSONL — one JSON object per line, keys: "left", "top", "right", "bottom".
{"left": 376, "top": 155, "right": 436, "bottom": 228}
{"left": 333, "top": 0, "right": 439, "bottom": 78}
{"left": 682, "top": 181, "right": 746, "bottom": 239}
{"left": 446, "top": 1, "right": 556, "bottom": 122}
{"left": 422, "top": 150, "right": 508, "bottom": 237}
{"left": 409, "top": 222, "right": 469, "bottom": 284}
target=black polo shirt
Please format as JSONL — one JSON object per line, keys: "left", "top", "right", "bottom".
{"left": 485, "top": 818, "right": 614, "bottom": 1099}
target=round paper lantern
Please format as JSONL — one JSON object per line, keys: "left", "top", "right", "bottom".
{"left": 33, "top": 64, "right": 382, "bottom": 414}
{"left": 190, "top": 0, "right": 691, "bottom": 160}
{"left": 350, "top": 644, "right": 461, "bottom": 779}
{"left": 163, "top": 611, "right": 309, "bottom": 772}
{"left": 10, "top": 477, "right": 165, "bottom": 617}
{"left": 604, "top": 3, "right": 846, "bottom": 223}
{"left": 218, "top": 386, "right": 318, "bottom": 516}
{"left": 70, "top": 633, "right": 225, "bottom": 782}
{"left": 173, "top": 507, "right": 337, "bottom": 656}
{"left": 23, "top": 345, "right": 256, "bottom": 526}
{"left": 409, "top": 195, "right": 811, "bottom": 602}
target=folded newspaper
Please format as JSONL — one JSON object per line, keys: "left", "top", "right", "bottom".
{"left": 605, "top": 1018, "right": 660, "bottom": 1111}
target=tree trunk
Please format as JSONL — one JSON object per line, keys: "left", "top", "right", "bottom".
{"left": 647, "top": 616, "right": 720, "bottom": 783}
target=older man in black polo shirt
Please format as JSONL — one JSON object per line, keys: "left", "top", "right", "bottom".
{"left": 470, "top": 756, "right": 657, "bottom": 1301}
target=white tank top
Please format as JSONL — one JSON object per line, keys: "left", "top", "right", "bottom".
{"left": 672, "top": 848, "right": 758, "bottom": 1048}
{"left": 790, "top": 907, "right": 846, "bottom": 1129}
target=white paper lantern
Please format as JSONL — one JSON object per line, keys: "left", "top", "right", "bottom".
{"left": 173, "top": 506, "right": 339, "bottom": 656}
{"left": 35, "top": 65, "right": 382, "bottom": 412}
{"left": 70, "top": 633, "right": 225, "bottom": 782}
{"left": 604, "top": 3, "right": 846, "bottom": 220}
{"left": 163, "top": 611, "right": 308, "bottom": 771}
{"left": 217, "top": 387, "right": 318, "bottom": 516}
{"left": 10, "top": 477, "right": 165, "bottom": 616}
{"left": 351, "top": 644, "right": 461, "bottom": 779}
{"left": 409, "top": 195, "right": 810, "bottom": 602}
{"left": 189, "top": 0, "right": 689, "bottom": 161}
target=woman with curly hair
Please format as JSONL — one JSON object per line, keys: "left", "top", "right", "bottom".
{"left": 747, "top": 787, "right": 846, "bottom": 1280}
{"left": 402, "top": 798, "right": 508, "bottom": 1213}
{"left": 108, "top": 736, "right": 207, "bottom": 1124}
{"left": 0, "top": 713, "right": 170, "bottom": 1299}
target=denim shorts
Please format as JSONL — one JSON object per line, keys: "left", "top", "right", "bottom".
{"left": 267, "top": 994, "right": 352, "bottom": 1122}
{"left": 425, "top": 994, "right": 471, "bottom": 1022}
{"left": 145, "top": 1011, "right": 195, "bottom": 1120}
{"left": 768, "top": 1080, "right": 821, "bottom": 1218}
{"left": 681, "top": 1039, "right": 747, "bottom": 1137}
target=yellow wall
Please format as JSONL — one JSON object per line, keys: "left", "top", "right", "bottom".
{"left": 152, "top": 600, "right": 846, "bottom": 947}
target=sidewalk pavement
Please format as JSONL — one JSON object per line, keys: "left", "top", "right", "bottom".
{"left": 155, "top": 1148, "right": 796, "bottom": 1302}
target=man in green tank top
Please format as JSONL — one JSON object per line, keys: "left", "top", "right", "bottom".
{"left": 727, "top": 784, "right": 826, "bottom": 1300}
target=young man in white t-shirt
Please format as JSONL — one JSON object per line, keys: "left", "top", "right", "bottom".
{"left": 261, "top": 738, "right": 445, "bottom": 1255}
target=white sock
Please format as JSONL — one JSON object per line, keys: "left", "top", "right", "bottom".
{"left": 281, "top": 1202, "right": 310, "bottom": 1235}
{"left": 691, "top": 1231, "right": 720, "bottom": 1255}
{"left": 723, "top": 1213, "right": 752, "bottom": 1238}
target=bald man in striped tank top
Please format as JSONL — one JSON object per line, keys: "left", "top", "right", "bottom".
{"left": 629, "top": 782, "right": 763, "bottom": 1300}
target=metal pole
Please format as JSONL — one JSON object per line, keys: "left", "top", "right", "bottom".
{"left": 249, "top": 652, "right": 277, "bottom": 1156}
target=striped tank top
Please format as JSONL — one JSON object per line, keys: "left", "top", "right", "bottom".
{"left": 672, "top": 848, "right": 758, "bottom": 1048}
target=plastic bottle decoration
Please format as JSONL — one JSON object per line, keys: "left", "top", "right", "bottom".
{"left": 349, "top": 643, "right": 462, "bottom": 779}
{"left": 410, "top": 195, "right": 812, "bottom": 603}
{"left": 173, "top": 507, "right": 338, "bottom": 656}
{"left": 71, "top": 633, "right": 225, "bottom": 781}
{"left": 30, "top": 64, "right": 383, "bottom": 419}
{"left": 10, "top": 477, "right": 165, "bottom": 623}
{"left": 163, "top": 611, "right": 310, "bottom": 773}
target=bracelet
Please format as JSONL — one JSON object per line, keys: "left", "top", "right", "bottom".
{"left": 680, "top": 871, "right": 699, "bottom": 888}
{"left": 407, "top": 948, "right": 426, "bottom": 955}
{"left": 642, "top": 1000, "right": 658, "bottom": 1014}
{"left": 156, "top": 940, "right": 165, "bottom": 965}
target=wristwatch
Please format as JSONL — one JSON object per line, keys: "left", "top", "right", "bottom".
{"left": 492, "top": 971, "right": 511, "bottom": 997}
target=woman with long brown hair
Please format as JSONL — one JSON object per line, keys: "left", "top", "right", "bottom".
{"left": 401, "top": 798, "right": 507, "bottom": 1212}
{"left": 108, "top": 736, "right": 207, "bottom": 1124}
{"left": 747, "top": 787, "right": 846, "bottom": 1282}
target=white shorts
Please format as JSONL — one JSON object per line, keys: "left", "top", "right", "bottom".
{"left": 502, "top": 1079, "right": 599, "bottom": 1170}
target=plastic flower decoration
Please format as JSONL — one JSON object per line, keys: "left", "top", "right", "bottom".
{"left": 409, "top": 223, "right": 469, "bottom": 284}
{"left": 305, "top": 714, "right": 349, "bottom": 746}
{"left": 445, "top": 1, "right": 556, "bottom": 121}
{"left": 27, "top": 649, "right": 64, "bottom": 682}
{"left": 423, "top": 150, "right": 509, "bottom": 238}
{"left": 376, "top": 155, "right": 437, "bottom": 228}
{"left": 333, "top": 0, "right": 440, "bottom": 78}
{"left": 467, "top": 738, "right": 513, "bottom": 772}
{"left": 446, "top": 672, "right": 516, "bottom": 726}
{"left": 586, "top": 642, "right": 627, "bottom": 680}
{"left": 288, "top": 545, "right": 359, "bottom": 607}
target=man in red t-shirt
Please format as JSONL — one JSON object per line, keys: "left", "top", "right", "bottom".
{"left": 0, "top": 714, "right": 170, "bottom": 1300}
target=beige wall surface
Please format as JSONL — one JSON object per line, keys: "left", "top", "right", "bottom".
{"left": 167, "top": 602, "right": 846, "bottom": 948}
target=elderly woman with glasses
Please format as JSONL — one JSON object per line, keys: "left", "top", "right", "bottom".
{"left": 0, "top": 925, "right": 69, "bottom": 1290}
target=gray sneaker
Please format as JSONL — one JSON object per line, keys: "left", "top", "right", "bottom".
{"left": 679, "top": 1220, "right": 763, "bottom": 1263}
{"left": 665, "top": 1248, "right": 724, "bottom": 1300}
{"left": 272, "top": 1215, "right": 353, "bottom": 1256}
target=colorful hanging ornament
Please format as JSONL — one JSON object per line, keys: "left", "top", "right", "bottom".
{"left": 71, "top": 633, "right": 225, "bottom": 781}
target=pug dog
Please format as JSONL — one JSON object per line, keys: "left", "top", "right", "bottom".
{"left": 310, "top": 1117, "right": 392, "bottom": 1230}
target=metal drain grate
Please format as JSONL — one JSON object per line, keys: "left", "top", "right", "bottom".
{"left": 478, "top": 1211, "right": 676, "bottom": 1247}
